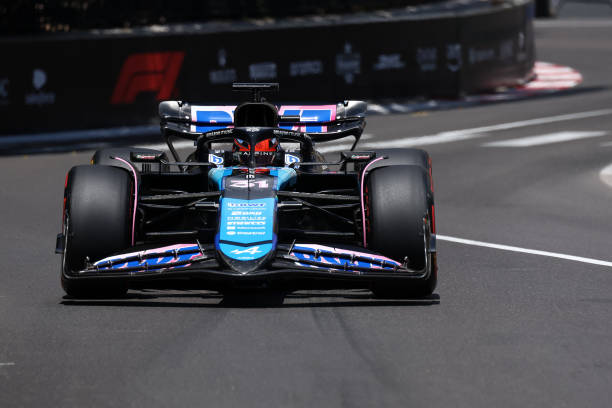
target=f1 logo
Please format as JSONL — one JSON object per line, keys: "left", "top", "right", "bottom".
{"left": 111, "top": 51, "right": 185, "bottom": 104}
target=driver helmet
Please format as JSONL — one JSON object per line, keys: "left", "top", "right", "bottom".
{"left": 233, "top": 137, "right": 280, "bottom": 166}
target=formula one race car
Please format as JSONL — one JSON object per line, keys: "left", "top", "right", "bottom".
{"left": 56, "top": 83, "right": 437, "bottom": 299}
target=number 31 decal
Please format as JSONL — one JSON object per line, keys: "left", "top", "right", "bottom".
{"left": 228, "top": 179, "right": 269, "bottom": 189}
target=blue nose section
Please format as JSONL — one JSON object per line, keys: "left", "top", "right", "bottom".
{"left": 212, "top": 167, "right": 296, "bottom": 273}
{"left": 217, "top": 197, "right": 276, "bottom": 262}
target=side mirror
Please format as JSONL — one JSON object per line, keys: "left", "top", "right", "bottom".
{"left": 337, "top": 100, "right": 367, "bottom": 119}
{"left": 159, "top": 101, "right": 189, "bottom": 123}
{"left": 130, "top": 151, "right": 165, "bottom": 163}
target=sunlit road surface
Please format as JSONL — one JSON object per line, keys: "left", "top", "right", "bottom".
{"left": 2, "top": 5, "right": 612, "bottom": 407}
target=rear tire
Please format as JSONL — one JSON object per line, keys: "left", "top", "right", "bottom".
{"left": 366, "top": 165, "right": 436, "bottom": 298}
{"left": 61, "top": 165, "right": 133, "bottom": 298}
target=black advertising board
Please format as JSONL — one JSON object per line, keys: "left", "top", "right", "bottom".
{"left": 0, "top": 1, "right": 535, "bottom": 136}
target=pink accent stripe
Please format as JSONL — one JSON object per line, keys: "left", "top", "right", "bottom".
{"left": 360, "top": 157, "right": 386, "bottom": 248}
{"left": 278, "top": 105, "right": 337, "bottom": 121}
{"left": 94, "top": 243, "right": 197, "bottom": 265}
{"left": 190, "top": 105, "right": 338, "bottom": 123}
{"left": 112, "top": 157, "right": 138, "bottom": 246}
{"left": 190, "top": 105, "right": 236, "bottom": 122}
{"left": 294, "top": 243, "right": 400, "bottom": 265}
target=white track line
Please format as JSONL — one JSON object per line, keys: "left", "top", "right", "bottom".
{"left": 599, "top": 163, "right": 612, "bottom": 188}
{"left": 368, "top": 104, "right": 390, "bottom": 114}
{"left": 317, "top": 143, "right": 355, "bottom": 153}
{"left": 420, "top": 110, "right": 612, "bottom": 135}
{"left": 390, "top": 103, "right": 411, "bottom": 113}
{"left": 360, "top": 109, "right": 612, "bottom": 149}
{"left": 360, "top": 130, "right": 490, "bottom": 148}
{"left": 523, "top": 81, "right": 581, "bottom": 89}
{"left": 533, "top": 73, "right": 582, "bottom": 80}
{"left": 437, "top": 235, "right": 612, "bottom": 268}
{"left": 483, "top": 131, "right": 608, "bottom": 147}
{"left": 136, "top": 140, "right": 195, "bottom": 150}
{"left": 534, "top": 67, "right": 577, "bottom": 74}
{"left": 316, "top": 133, "right": 374, "bottom": 153}
{"left": 536, "top": 19, "right": 612, "bottom": 28}
{"left": 0, "top": 362, "right": 15, "bottom": 366}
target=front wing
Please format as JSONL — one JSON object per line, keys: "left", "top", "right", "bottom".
{"left": 63, "top": 241, "right": 435, "bottom": 287}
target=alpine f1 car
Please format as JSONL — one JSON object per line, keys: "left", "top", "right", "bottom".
{"left": 56, "top": 83, "right": 437, "bottom": 298}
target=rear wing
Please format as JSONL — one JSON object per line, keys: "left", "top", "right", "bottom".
{"left": 159, "top": 100, "right": 367, "bottom": 143}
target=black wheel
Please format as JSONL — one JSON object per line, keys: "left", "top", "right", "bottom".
{"left": 61, "top": 165, "right": 133, "bottom": 298}
{"left": 366, "top": 165, "right": 437, "bottom": 298}
{"left": 370, "top": 148, "right": 430, "bottom": 171}
{"left": 369, "top": 148, "right": 433, "bottom": 193}
{"left": 372, "top": 147, "right": 436, "bottom": 240}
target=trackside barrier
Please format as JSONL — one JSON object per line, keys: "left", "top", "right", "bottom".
{"left": 0, "top": 0, "right": 534, "bottom": 137}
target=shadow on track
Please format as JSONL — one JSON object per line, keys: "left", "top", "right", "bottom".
{"left": 60, "top": 289, "right": 440, "bottom": 308}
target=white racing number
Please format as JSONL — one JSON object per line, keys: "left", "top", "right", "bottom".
{"left": 229, "top": 179, "right": 269, "bottom": 189}
{"left": 230, "top": 246, "right": 261, "bottom": 255}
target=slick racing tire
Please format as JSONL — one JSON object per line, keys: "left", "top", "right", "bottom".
{"left": 369, "top": 147, "right": 436, "bottom": 246}
{"left": 370, "top": 148, "right": 430, "bottom": 170}
{"left": 369, "top": 148, "right": 433, "bottom": 192}
{"left": 366, "top": 165, "right": 437, "bottom": 298}
{"left": 61, "top": 165, "right": 133, "bottom": 298}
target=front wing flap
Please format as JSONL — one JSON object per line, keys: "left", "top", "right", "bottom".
{"left": 66, "top": 242, "right": 431, "bottom": 283}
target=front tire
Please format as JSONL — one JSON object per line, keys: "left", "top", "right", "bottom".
{"left": 366, "top": 165, "right": 437, "bottom": 298}
{"left": 61, "top": 165, "right": 133, "bottom": 298}
{"left": 368, "top": 148, "right": 433, "bottom": 194}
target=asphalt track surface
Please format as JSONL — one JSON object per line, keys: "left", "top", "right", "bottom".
{"left": 2, "top": 8, "right": 612, "bottom": 408}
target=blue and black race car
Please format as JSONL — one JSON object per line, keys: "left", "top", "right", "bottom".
{"left": 56, "top": 83, "right": 437, "bottom": 299}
